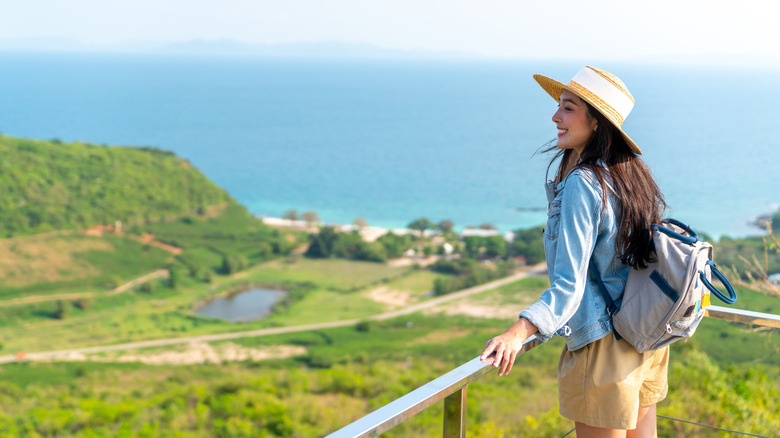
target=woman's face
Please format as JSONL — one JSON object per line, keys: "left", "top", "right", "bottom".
{"left": 552, "top": 90, "right": 597, "bottom": 155}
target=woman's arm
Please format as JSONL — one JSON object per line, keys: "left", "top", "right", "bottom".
{"left": 479, "top": 318, "right": 538, "bottom": 376}
{"left": 480, "top": 171, "right": 603, "bottom": 376}
{"left": 519, "top": 171, "right": 603, "bottom": 337}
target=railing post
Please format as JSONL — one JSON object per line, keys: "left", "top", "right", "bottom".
{"left": 443, "top": 386, "right": 467, "bottom": 438}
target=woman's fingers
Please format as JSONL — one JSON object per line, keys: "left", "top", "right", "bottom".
{"left": 480, "top": 339, "right": 496, "bottom": 362}
{"left": 493, "top": 344, "right": 505, "bottom": 369}
{"left": 494, "top": 342, "right": 521, "bottom": 376}
{"left": 502, "top": 351, "right": 518, "bottom": 376}
{"left": 508, "top": 351, "right": 518, "bottom": 375}
{"left": 483, "top": 319, "right": 535, "bottom": 376}
{"left": 482, "top": 334, "right": 523, "bottom": 375}
{"left": 499, "top": 349, "right": 512, "bottom": 376}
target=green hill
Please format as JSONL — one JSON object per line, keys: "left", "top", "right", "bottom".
{"left": 0, "top": 135, "right": 233, "bottom": 237}
{"left": 0, "top": 134, "right": 301, "bottom": 296}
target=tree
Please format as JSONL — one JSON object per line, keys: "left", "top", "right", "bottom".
{"left": 408, "top": 217, "right": 433, "bottom": 237}
{"left": 484, "top": 235, "right": 507, "bottom": 258}
{"left": 305, "top": 227, "right": 340, "bottom": 258}
{"left": 464, "top": 236, "right": 483, "bottom": 259}
{"left": 168, "top": 268, "right": 180, "bottom": 288}
{"left": 221, "top": 255, "right": 247, "bottom": 274}
{"left": 376, "top": 232, "right": 413, "bottom": 258}
{"left": 283, "top": 209, "right": 299, "bottom": 221}
{"left": 509, "top": 225, "right": 545, "bottom": 264}
{"left": 479, "top": 223, "right": 497, "bottom": 231}
{"left": 354, "top": 218, "right": 368, "bottom": 229}
{"left": 188, "top": 263, "right": 202, "bottom": 278}
{"left": 437, "top": 219, "right": 454, "bottom": 233}
{"left": 302, "top": 211, "right": 320, "bottom": 227}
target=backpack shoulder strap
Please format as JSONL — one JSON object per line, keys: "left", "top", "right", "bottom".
{"left": 589, "top": 264, "right": 622, "bottom": 340}
{"left": 589, "top": 264, "right": 620, "bottom": 316}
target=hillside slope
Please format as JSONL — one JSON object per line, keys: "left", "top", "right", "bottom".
{"left": 0, "top": 135, "right": 233, "bottom": 237}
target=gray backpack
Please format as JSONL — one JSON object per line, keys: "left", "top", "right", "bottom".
{"left": 592, "top": 219, "right": 737, "bottom": 353}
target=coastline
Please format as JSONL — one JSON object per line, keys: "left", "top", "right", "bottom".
{"left": 259, "top": 216, "right": 515, "bottom": 242}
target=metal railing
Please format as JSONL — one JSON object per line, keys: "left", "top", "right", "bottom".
{"left": 325, "top": 306, "right": 780, "bottom": 438}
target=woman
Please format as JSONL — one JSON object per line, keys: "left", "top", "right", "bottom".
{"left": 480, "top": 66, "right": 668, "bottom": 437}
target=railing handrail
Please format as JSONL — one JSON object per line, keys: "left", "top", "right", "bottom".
{"left": 325, "top": 306, "right": 780, "bottom": 438}
{"left": 325, "top": 334, "right": 541, "bottom": 438}
{"left": 705, "top": 305, "right": 780, "bottom": 328}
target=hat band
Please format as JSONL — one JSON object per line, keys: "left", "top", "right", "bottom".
{"left": 569, "top": 80, "right": 626, "bottom": 127}
{"left": 572, "top": 67, "right": 634, "bottom": 117}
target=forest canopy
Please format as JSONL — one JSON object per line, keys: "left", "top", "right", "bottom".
{"left": 0, "top": 135, "right": 232, "bottom": 237}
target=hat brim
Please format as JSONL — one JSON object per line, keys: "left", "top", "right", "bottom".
{"left": 533, "top": 74, "right": 642, "bottom": 155}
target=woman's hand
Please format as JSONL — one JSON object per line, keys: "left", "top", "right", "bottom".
{"left": 480, "top": 318, "right": 538, "bottom": 377}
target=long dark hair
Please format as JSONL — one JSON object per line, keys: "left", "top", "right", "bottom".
{"left": 546, "top": 102, "right": 666, "bottom": 269}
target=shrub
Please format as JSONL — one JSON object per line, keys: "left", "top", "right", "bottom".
{"left": 355, "top": 321, "right": 372, "bottom": 332}
{"left": 140, "top": 281, "right": 156, "bottom": 294}
{"left": 73, "top": 298, "right": 94, "bottom": 310}
{"left": 353, "top": 241, "right": 387, "bottom": 263}
{"left": 53, "top": 300, "right": 69, "bottom": 319}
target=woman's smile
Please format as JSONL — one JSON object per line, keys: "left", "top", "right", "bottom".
{"left": 552, "top": 90, "right": 597, "bottom": 155}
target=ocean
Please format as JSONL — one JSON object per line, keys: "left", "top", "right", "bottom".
{"left": 1, "top": 53, "right": 778, "bottom": 238}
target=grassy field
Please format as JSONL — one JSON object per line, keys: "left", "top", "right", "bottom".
{"left": 0, "top": 277, "right": 575, "bottom": 437}
{"left": 0, "top": 288, "right": 776, "bottom": 436}
{"left": 0, "top": 256, "right": 423, "bottom": 353}
{"left": 241, "top": 257, "right": 413, "bottom": 292}
{"left": 0, "top": 204, "right": 302, "bottom": 299}
{"left": 0, "top": 232, "right": 173, "bottom": 299}
{"left": 1, "top": 237, "right": 778, "bottom": 436}
{"left": 2, "top": 251, "right": 777, "bottom": 366}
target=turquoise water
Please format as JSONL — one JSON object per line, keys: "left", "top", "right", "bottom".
{"left": 1, "top": 53, "right": 778, "bottom": 237}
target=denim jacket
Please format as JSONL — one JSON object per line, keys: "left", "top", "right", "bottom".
{"left": 519, "top": 167, "right": 629, "bottom": 351}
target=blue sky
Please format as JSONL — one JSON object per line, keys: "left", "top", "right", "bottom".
{"left": 1, "top": 0, "right": 778, "bottom": 65}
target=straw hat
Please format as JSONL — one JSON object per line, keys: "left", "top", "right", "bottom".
{"left": 533, "top": 66, "right": 641, "bottom": 155}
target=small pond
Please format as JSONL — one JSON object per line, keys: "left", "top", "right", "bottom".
{"left": 195, "top": 288, "right": 287, "bottom": 322}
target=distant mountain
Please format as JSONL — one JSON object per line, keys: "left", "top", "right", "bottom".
{"left": 0, "top": 37, "right": 96, "bottom": 52}
{"left": 155, "top": 40, "right": 478, "bottom": 59}
{"left": 0, "top": 37, "right": 480, "bottom": 59}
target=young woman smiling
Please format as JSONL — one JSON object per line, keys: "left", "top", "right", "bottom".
{"left": 480, "top": 66, "right": 667, "bottom": 438}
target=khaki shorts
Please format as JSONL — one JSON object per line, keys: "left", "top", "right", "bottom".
{"left": 558, "top": 333, "right": 669, "bottom": 430}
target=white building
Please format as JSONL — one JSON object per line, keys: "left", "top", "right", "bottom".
{"left": 460, "top": 228, "right": 499, "bottom": 238}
